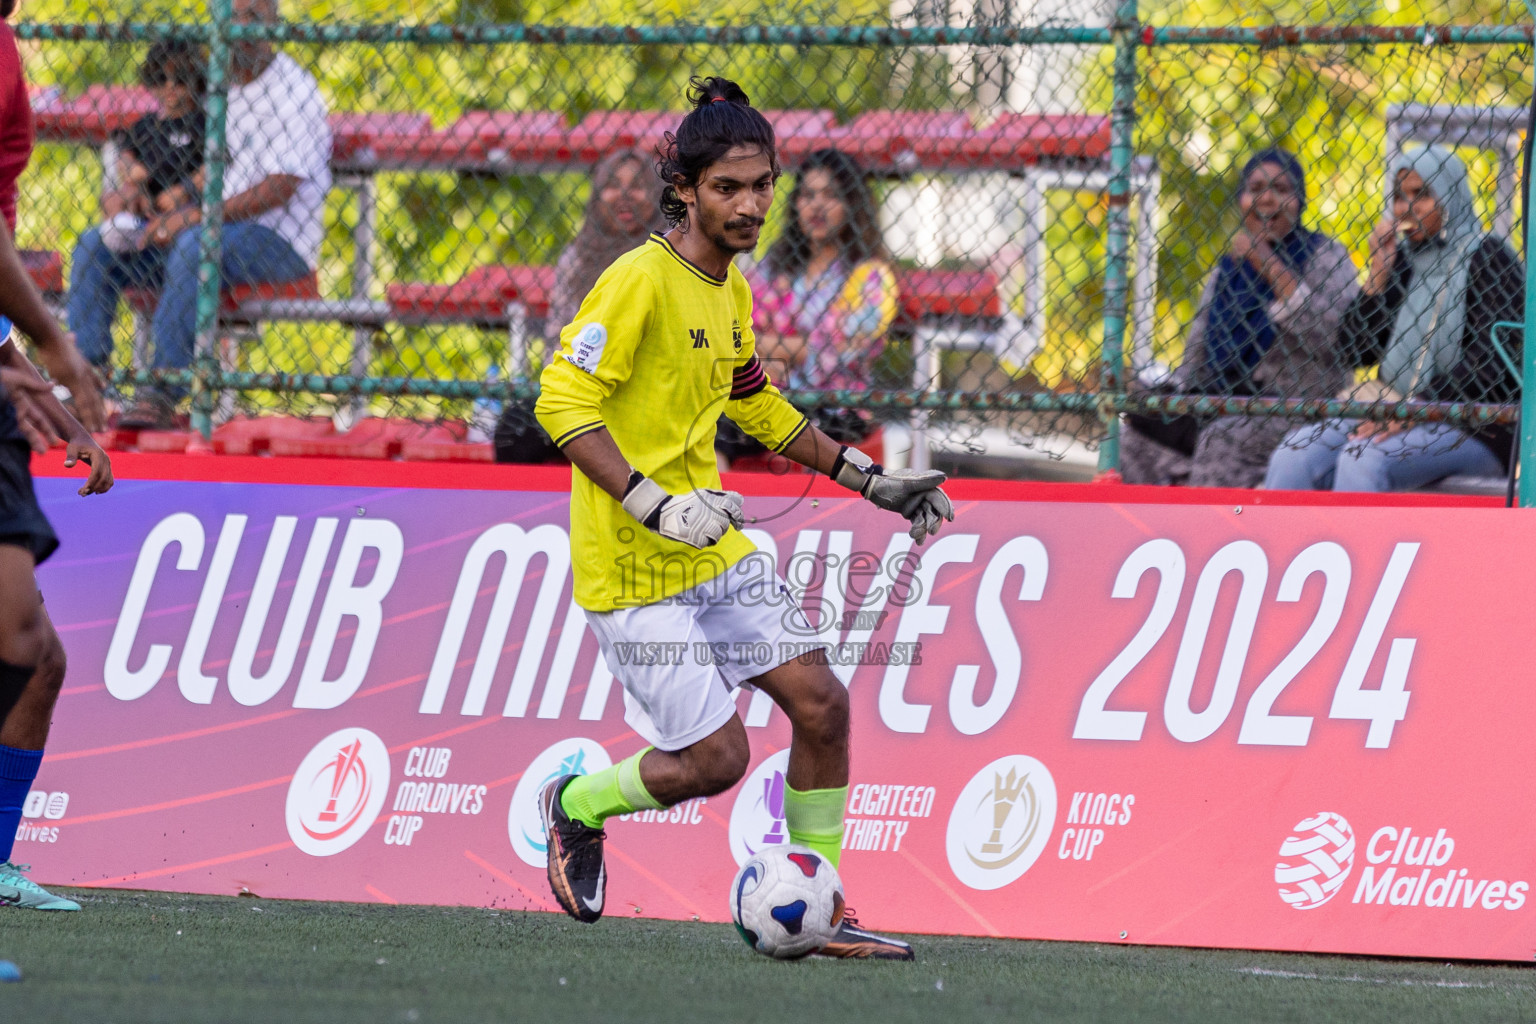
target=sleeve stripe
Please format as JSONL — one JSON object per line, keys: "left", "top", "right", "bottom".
{"left": 730, "top": 355, "right": 769, "bottom": 399}
{"left": 772, "top": 416, "right": 810, "bottom": 453}
{"left": 553, "top": 421, "right": 606, "bottom": 447}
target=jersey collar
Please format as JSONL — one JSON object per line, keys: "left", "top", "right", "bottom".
{"left": 650, "top": 232, "right": 727, "bottom": 287}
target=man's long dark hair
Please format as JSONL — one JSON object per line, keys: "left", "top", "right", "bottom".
{"left": 656, "top": 76, "right": 777, "bottom": 226}
{"left": 763, "top": 148, "right": 886, "bottom": 278}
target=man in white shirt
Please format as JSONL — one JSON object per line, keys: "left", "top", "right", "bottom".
{"left": 66, "top": 0, "right": 330, "bottom": 427}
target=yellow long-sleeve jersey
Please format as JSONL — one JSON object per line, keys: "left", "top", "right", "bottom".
{"left": 536, "top": 233, "right": 808, "bottom": 611}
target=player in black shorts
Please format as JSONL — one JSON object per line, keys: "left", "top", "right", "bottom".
{"left": 0, "top": 0, "right": 112, "bottom": 911}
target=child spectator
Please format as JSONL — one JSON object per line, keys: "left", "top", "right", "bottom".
{"left": 97, "top": 41, "right": 206, "bottom": 254}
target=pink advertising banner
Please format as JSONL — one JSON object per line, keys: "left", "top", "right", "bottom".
{"left": 20, "top": 454, "right": 1536, "bottom": 961}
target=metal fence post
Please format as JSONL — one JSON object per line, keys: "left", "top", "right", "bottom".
{"left": 190, "top": 0, "right": 232, "bottom": 439}
{"left": 1521, "top": 145, "right": 1536, "bottom": 506}
{"left": 1098, "top": 0, "right": 1138, "bottom": 474}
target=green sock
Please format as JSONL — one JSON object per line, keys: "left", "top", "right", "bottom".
{"left": 784, "top": 784, "right": 849, "bottom": 869}
{"left": 558, "top": 748, "right": 663, "bottom": 828}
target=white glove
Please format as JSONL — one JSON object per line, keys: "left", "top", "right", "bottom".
{"left": 831, "top": 445, "right": 953, "bottom": 545}
{"left": 621, "top": 472, "right": 745, "bottom": 548}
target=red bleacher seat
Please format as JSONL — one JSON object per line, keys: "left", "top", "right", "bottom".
{"left": 268, "top": 417, "right": 466, "bottom": 460}
{"left": 212, "top": 415, "right": 334, "bottom": 456}
{"left": 222, "top": 273, "right": 320, "bottom": 313}
{"left": 566, "top": 110, "right": 677, "bottom": 163}
{"left": 387, "top": 264, "right": 554, "bottom": 320}
{"left": 964, "top": 113, "right": 1111, "bottom": 168}
{"left": 766, "top": 110, "right": 839, "bottom": 163}
{"left": 33, "top": 85, "right": 157, "bottom": 145}
{"left": 330, "top": 111, "right": 434, "bottom": 162}
{"left": 375, "top": 111, "right": 564, "bottom": 166}
{"left": 834, "top": 111, "right": 975, "bottom": 168}
{"left": 21, "top": 249, "right": 63, "bottom": 295}
{"left": 895, "top": 268, "right": 1001, "bottom": 320}
{"left": 123, "top": 274, "right": 320, "bottom": 317}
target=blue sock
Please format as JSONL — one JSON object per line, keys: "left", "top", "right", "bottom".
{"left": 0, "top": 744, "right": 44, "bottom": 864}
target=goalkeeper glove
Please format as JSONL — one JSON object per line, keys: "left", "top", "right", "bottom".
{"left": 621, "top": 470, "right": 745, "bottom": 549}
{"left": 830, "top": 445, "right": 953, "bottom": 545}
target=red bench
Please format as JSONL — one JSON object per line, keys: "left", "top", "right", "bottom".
{"left": 386, "top": 264, "right": 554, "bottom": 321}
{"left": 963, "top": 113, "right": 1111, "bottom": 169}
{"left": 32, "top": 91, "right": 1114, "bottom": 177}
{"left": 33, "top": 85, "right": 157, "bottom": 145}
{"left": 896, "top": 268, "right": 1002, "bottom": 321}
{"left": 123, "top": 273, "right": 321, "bottom": 317}
{"left": 329, "top": 111, "right": 434, "bottom": 163}
{"left": 372, "top": 110, "right": 565, "bottom": 166}
{"left": 833, "top": 110, "right": 974, "bottom": 170}
{"left": 21, "top": 249, "right": 62, "bottom": 296}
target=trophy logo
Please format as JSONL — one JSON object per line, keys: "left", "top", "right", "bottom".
{"left": 728, "top": 749, "right": 792, "bottom": 866}
{"left": 760, "top": 771, "right": 787, "bottom": 846}
{"left": 286, "top": 728, "right": 391, "bottom": 857}
{"left": 972, "top": 767, "right": 1037, "bottom": 866}
{"left": 946, "top": 755, "right": 1057, "bottom": 890}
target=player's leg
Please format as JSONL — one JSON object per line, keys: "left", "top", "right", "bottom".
{"left": 0, "top": 544, "right": 78, "bottom": 911}
{"left": 748, "top": 649, "right": 849, "bottom": 865}
{"left": 541, "top": 594, "right": 748, "bottom": 922}
{"left": 698, "top": 562, "right": 912, "bottom": 959}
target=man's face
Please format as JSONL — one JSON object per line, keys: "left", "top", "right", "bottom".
{"left": 231, "top": 0, "right": 277, "bottom": 71}
{"left": 679, "top": 144, "right": 777, "bottom": 257}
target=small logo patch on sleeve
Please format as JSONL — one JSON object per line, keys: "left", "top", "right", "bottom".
{"left": 565, "top": 323, "right": 608, "bottom": 373}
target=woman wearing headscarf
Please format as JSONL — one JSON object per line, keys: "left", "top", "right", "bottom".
{"left": 1120, "top": 148, "right": 1359, "bottom": 488}
{"left": 1264, "top": 145, "right": 1523, "bottom": 491}
{"left": 495, "top": 148, "right": 666, "bottom": 462}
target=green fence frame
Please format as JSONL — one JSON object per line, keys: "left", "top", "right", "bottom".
{"left": 14, "top": 13, "right": 1536, "bottom": 499}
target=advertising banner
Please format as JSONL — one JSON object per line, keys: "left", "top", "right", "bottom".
{"left": 20, "top": 456, "right": 1536, "bottom": 961}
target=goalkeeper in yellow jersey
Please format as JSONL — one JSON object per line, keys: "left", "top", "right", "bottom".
{"left": 534, "top": 77, "right": 951, "bottom": 959}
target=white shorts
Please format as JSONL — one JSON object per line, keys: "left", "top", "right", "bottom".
{"left": 585, "top": 554, "right": 823, "bottom": 751}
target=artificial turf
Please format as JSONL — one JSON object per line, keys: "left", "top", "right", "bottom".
{"left": 1, "top": 888, "right": 1533, "bottom": 1023}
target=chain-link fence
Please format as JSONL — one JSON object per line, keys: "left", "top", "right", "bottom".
{"left": 11, "top": 1, "right": 1536, "bottom": 493}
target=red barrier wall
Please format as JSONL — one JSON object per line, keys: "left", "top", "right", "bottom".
{"left": 20, "top": 452, "right": 1533, "bottom": 961}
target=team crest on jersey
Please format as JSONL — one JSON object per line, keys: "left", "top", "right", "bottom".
{"left": 732, "top": 320, "right": 742, "bottom": 351}
{"left": 566, "top": 323, "right": 608, "bottom": 373}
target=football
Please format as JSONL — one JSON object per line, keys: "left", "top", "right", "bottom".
{"left": 729, "top": 844, "right": 845, "bottom": 959}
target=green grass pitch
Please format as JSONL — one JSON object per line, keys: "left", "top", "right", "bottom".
{"left": 1, "top": 888, "right": 1533, "bottom": 1023}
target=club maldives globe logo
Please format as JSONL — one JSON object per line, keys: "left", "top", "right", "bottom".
{"left": 508, "top": 738, "right": 614, "bottom": 868}
{"left": 285, "top": 728, "right": 391, "bottom": 857}
{"left": 1275, "top": 811, "right": 1356, "bottom": 910}
{"left": 727, "top": 749, "right": 792, "bottom": 867}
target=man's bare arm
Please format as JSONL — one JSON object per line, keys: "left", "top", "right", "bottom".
{"left": 560, "top": 427, "right": 638, "bottom": 502}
